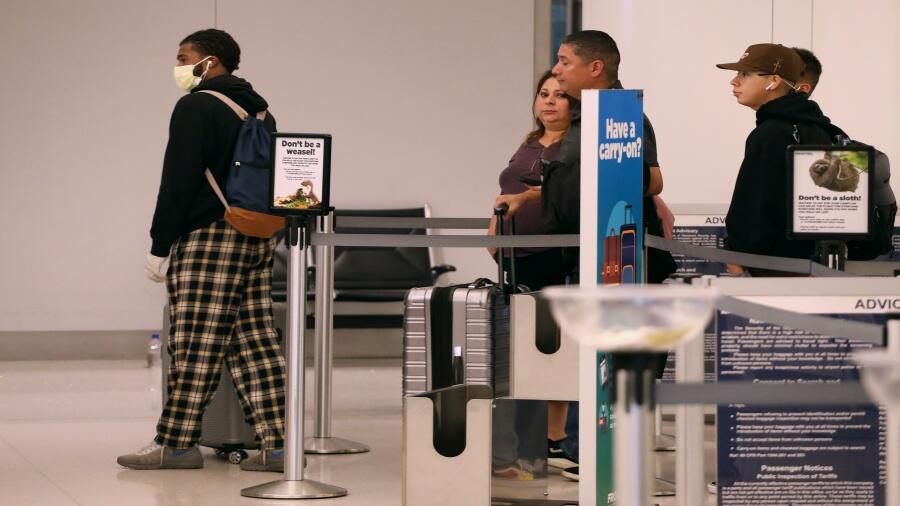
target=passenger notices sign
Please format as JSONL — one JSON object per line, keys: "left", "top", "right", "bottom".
{"left": 716, "top": 295, "right": 886, "bottom": 505}
{"left": 270, "top": 133, "right": 332, "bottom": 215}
{"left": 789, "top": 145, "right": 874, "bottom": 239}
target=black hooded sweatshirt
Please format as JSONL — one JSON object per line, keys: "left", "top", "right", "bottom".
{"left": 150, "top": 75, "right": 276, "bottom": 257}
{"left": 725, "top": 93, "right": 845, "bottom": 260}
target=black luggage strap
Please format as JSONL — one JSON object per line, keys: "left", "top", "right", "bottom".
{"left": 429, "top": 286, "right": 456, "bottom": 390}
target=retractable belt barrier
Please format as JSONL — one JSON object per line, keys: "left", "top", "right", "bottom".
{"left": 656, "top": 381, "right": 872, "bottom": 405}
{"left": 645, "top": 235, "right": 855, "bottom": 277}
{"left": 308, "top": 215, "right": 891, "bottom": 408}
{"left": 311, "top": 216, "right": 876, "bottom": 277}
{"left": 310, "top": 233, "right": 580, "bottom": 248}
{"left": 716, "top": 295, "right": 884, "bottom": 344}
{"left": 336, "top": 216, "right": 490, "bottom": 230}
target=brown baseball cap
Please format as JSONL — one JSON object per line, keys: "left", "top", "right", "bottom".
{"left": 716, "top": 43, "right": 803, "bottom": 83}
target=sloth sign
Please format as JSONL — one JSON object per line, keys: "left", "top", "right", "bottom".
{"left": 789, "top": 144, "right": 875, "bottom": 240}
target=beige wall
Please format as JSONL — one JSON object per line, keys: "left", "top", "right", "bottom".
{"left": 0, "top": 0, "right": 535, "bottom": 331}
{"left": 583, "top": 0, "right": 900, "bottom": 208}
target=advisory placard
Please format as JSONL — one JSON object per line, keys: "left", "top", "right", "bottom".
{"left": 671, "top": 213, "right": 728, "bottom": 279}
{"left": 270, "top": 133, "right": 331, "bottom": 215}
{"left": 716, "top": 293, "right": 886, "bottom": 505}
{"left": 789, "top": 145, "right": 874, "bottom": 239}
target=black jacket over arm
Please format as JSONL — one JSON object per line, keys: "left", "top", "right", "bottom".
{"left": 149, "top": 74, "right": 276, "bottom": 257}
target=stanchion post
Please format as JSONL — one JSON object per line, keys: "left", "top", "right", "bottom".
{"left": 672, "top": 276, "right": 713, "bottom": 504}
{"left": 315, "top": 212, "right": 334, "bottom": 439}
{"left": 305, "top": 211, "right": 370, "bottom": 455}
{"left": 612, "top": 356, "right": 654, "bottom": 506}
{"left": 242, "top": 215, "right": 347, "bottom": 500}
{"left": 675, "top": 321, "right": 705, "bottom": 506}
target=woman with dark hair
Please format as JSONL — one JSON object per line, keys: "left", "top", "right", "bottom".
{"left": 488, "top": 70, "right": 578, "bottom": 479}
{"left": 488, "top": 70, "right": 571, "bottom": 290}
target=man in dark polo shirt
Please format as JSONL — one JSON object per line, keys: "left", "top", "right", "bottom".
{"left": 539, "top": 30, "right": 676, "bottom": 482}
{"left": 543, "top": 29, "right": 675, "bottom": 283}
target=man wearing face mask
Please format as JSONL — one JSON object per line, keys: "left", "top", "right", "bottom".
{"left": 118, "top": 29, "right": 286, "bottom": 472}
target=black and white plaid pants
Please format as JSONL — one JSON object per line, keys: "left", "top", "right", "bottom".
{"left": 156, "top": 220, "right": 285, "bottom": 449}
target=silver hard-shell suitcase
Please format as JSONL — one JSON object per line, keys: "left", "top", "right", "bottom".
{"left": 402, "top": 281, "right": 511, "bottom": 397}
{"left": 402, "top": 205, "right": 516, "bottom": 397}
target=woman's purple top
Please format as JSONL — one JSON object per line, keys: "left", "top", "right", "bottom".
{"left": 498, "top": 139, "right": 561, "bottom": 256}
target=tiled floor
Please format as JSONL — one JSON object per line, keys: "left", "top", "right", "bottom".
{"left": 0, "top": 359, "right": 715, "bottom": 505}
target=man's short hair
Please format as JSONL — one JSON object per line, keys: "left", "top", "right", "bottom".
{"left": 562, "top": 30, "right": 621, "bottom": 82}
{"left": 792, "top": 47, "right": 822, "bottom": 93}
{"left": 180, "top": 29, "right": 241, "bottom": 73}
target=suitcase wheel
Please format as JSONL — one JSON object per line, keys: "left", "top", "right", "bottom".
{"left": 227, "top": 450, "right": 248, "bottom": 464}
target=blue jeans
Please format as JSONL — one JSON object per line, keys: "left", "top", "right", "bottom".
{"left": 562, "top": 401, "right": 579, "bottom": 462}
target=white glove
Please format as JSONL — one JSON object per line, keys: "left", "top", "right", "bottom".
{"left": 145, "top": 253, "right": 169, "bottom": 283}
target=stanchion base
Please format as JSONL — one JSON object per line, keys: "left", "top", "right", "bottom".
{"left": 304, "top": 436, "right": 370, "bottom": 454}
{"left": 241, "top": 478, "right": 347, "bottom": 499}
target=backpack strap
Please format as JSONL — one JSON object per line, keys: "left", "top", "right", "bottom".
{"left": 197, "top": 90, "right": 267, "bottom": 211}
{"left": 204, "top": 169, "right": 231, "bottom": 212}
{"left": 198, "top": 89, "right": 267, "bottom": 121}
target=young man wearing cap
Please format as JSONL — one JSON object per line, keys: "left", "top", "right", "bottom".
{"left": 718, "top": 43, "right": 846, "bottom": 270}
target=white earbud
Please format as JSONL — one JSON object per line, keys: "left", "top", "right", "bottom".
{"left": 765, "top": 81, "right": 776, "bottom": 91}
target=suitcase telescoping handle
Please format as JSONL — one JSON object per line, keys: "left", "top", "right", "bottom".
{"left": 493, "top": 204, "right": 517, "bottom": 297}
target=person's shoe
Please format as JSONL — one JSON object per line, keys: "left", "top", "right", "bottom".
{"left": 548, "top": 438, "right": 578, "bottom": 469}
{"left": 561, "top": 465, "right": 579, "bottom": 481}
{"left": 240, "top": 450, "right": 308, "bottom": 472}
{"left": 117, "top": 441, "right": 203, "bottom": 470}
{"left": 492, "top": 459, "right": 535, "bottom": 481}
{"left": 240, "top": 449, "right": 284, "bottom": 472}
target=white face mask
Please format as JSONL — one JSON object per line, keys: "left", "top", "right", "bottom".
{"left": 173, "top": 56, "right": 212, "bottom": 92}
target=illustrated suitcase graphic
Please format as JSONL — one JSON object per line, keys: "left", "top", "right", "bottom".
{"left": 602, "top": 227, "right": 621, "bottom": 285}
{"left": 620, "top": 204, "right": 637, "bottom": 284}
{"left": 161, "top": 309, "right": 280, "bottom": 464}
{"left": 402, "top": 206, "right": 517, "bottom": 397}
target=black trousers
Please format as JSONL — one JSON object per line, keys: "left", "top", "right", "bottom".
{"left": 505, "top": 248, "right": 568, "bottom": 291}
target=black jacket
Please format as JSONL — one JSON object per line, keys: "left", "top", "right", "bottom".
{"left": 725, "top": 93, "right": 845, "bottom": 260}
{"left": 150, "top": 75, "right": 276, "bottom": 257}
{"left": 541, "top": 84, "right": 675, "bottom": 283}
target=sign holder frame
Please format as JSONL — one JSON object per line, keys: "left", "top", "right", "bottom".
{"left": 787, "top": 144, "right": 875, "bottom": 242}
{"left": 269, "top": 133, "right": 333, "bottom": 217}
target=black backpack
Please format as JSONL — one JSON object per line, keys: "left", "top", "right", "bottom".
{"left": 847, "top": 149, "right": 896, "bottom": 260}
{"left": 794, "top": 123, "right": 895, "bottom": 260}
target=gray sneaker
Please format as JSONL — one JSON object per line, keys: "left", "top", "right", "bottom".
{"left": 240, "top": 449, "right": 283, "bottom": 472}
{"left": 117, "top": 441, "right": 203, "bottom": 470}
{"left": 240, "top": 450, "right": 308, "bottom": 472}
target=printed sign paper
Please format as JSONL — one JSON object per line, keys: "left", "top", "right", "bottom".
{"left": 271, "top": 134, "right": 331, "bottom": 214}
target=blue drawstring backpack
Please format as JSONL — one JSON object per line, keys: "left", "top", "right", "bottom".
{"left": 199, "top": 90, "right": 284, "bottom": 238}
